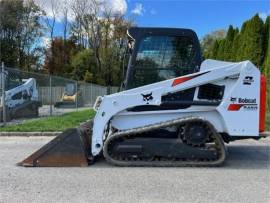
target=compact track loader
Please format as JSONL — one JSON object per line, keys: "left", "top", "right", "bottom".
{"left": 0, "top": 71, "right": 40, "bottom": 121}
{"left": 55, "top": 83, "right": 83, "bottom": 108}
{"left": 19, "top": 27, "right": 268, "bottom": 167}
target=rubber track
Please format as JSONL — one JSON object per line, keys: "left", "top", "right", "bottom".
{"left": 103, "top": 117, "right": 227, "bottom": 167}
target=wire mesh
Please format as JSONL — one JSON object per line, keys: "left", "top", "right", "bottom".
{"left": 0, "top": 65, "right": 119, "bottom": 123}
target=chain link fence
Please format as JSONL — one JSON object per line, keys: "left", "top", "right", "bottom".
{"left": 0, "top": 63, "right": 119, "bottom": 124}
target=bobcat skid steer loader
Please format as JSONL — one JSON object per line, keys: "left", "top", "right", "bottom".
{"left": 0, "top": 70, "right": 40, "bottom": 122}
{"left": 54, "top": 83, "right": 83, "bottom": 108}
{"left": 19, "top": 27, "right": 268, "bottom": 167}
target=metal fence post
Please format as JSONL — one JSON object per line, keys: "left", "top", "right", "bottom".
{"left": 1, "top": 62, "right": 6, "bottom": 125}
{"left": 75, "top": 81, "right": 78, "bottom": 111}
{"left": 49, "top": 75, "right": 52, "bottom": 116}
{"left": 90, "top": 83, "right": 93, "bottom": 106}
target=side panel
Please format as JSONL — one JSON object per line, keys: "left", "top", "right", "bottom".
{"left": 111, "top": 109, "right": 224, "bottom": 133}
{"left": 217, "top": 61, "right": 260, "bottom": 136}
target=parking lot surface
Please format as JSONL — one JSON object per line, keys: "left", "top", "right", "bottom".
{"left": 0, "top": 136, "right": 269, "bottom": 203}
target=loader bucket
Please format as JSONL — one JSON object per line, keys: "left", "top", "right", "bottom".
{"left": 18, "top": 125, "right": 92, "bottom": 167}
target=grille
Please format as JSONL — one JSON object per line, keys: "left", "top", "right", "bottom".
{"left": 198, "top": 84, "right": 225, "bottom": 101}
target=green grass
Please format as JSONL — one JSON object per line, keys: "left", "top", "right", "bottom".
{"left": 0, "top": 110, "right": 95, "bottom": 132}
{"left": 266, "top": 111, "right": 270, "bottom": 131}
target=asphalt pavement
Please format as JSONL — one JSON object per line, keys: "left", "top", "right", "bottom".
{"left": 0, "top": 136, "right": 269, "bottom": 203}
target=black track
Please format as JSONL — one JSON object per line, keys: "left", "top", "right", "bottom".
{"left": 103, "top": 117, "right": 227, "bottom": 167}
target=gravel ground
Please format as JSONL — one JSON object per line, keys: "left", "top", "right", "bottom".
{"left": 0, "top": 136, "right": 269, "bottom": 203}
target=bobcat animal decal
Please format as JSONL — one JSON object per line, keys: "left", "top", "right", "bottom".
{"left": 141, "top": 92, "right": 153, "bottom": 104}
{"left": 230, "top": 97, "right": 237, "bottom": 103}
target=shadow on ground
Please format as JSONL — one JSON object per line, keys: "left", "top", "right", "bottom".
{"left": 224, "top": 145, "right": 270, "bottom": 169}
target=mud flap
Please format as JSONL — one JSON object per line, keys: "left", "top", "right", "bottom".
{"left": 18, "top": 126, "right": 92, "bottom": 167}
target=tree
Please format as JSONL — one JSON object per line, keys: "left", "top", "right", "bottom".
{"left": 60, "top": 0, "right": 70, "bottom": 42}
{"left": 263, "top": 16, "right": 270, "bottom": 74}
{"left": 204, "top": 14, "right": 267, "bottom": 67}
{"left": 39, "top": 0, "right": 60, "bottom": 74}
{"left": 222, "top": 25, "right": 235, "bottom": 60}
{"left": 69, "top": 0, "right": 132, "bottom": 87}
{"left": 216, "top": 39, "right": 226, "bottom": 59}
{"left": 70, "top": 49, "right": 104, "bottom": 84}
{"left": 210, "top": 40, "right": 219, "bottom": 59}
{"left": 99, "top": 10, "right": 132, "bottom": 87}
{"left": 84, "top": 70, "right": 93, "bottom": 82}
{"left": 70, "top": 0, "right": 90, "bottom": 48}
{"left": 231, "top": 28, "right": 239, "bottom": 61}
{"left": 236, "top": 14, "right": 264, "bottom": 66}
{"left": 0, "top": 0, "right": 43, "bottom": 69}
{"left": 59, "top": 0, "right": 71, "bottom": 67}
{"left": 262, "top": 16, "right": 270, "bottom": 110}
{"left": 71, "top": 0, "right": 103, "bottom": 71}
{"left": 44, "top": 38, "right": 81, "bottom": 76}
{"left": 201, "top": 29, "right": 226, "bottom": 58}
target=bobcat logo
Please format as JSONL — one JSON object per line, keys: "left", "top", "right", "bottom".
{"left": 141, "top": 92, "right": 153, "bottom": 104}
{"left": 243, "top": 76, "right": 254, "bottom": 85}
{"left": 230, "top": 97, "right": 237, "bottom": 103}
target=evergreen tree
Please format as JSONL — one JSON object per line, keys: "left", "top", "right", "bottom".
{"left": 231, "top": 28, "right": 239, "bottom": 61}
{"left": 201, "top": 29, "right": 226, "bottom": 58}
{"left": 263, "top": 16, "right": 270, "bottom": 74}
{"left": 263, "top": 16, "right": 270, "bottom": 110}
{"left": 216, "top": 39, "right": 226, "bottom": 59}
{"left": 237, "top": 14, "right": 264, "bottom": 67}
{"left": 235, "top": 21, "right": 248, "bottom": 61}
{"left": 223, "top": 25, "right": 235, "bottom": 60}
{"left": 211, "top": 40, "right": 220, "bottom": 59}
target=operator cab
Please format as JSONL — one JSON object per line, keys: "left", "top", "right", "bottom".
{"left": 124, "top": 27, "right": 202, "bottom": 89}
{"left": 65, "top": 83, "right": 76, "bottom": 96}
